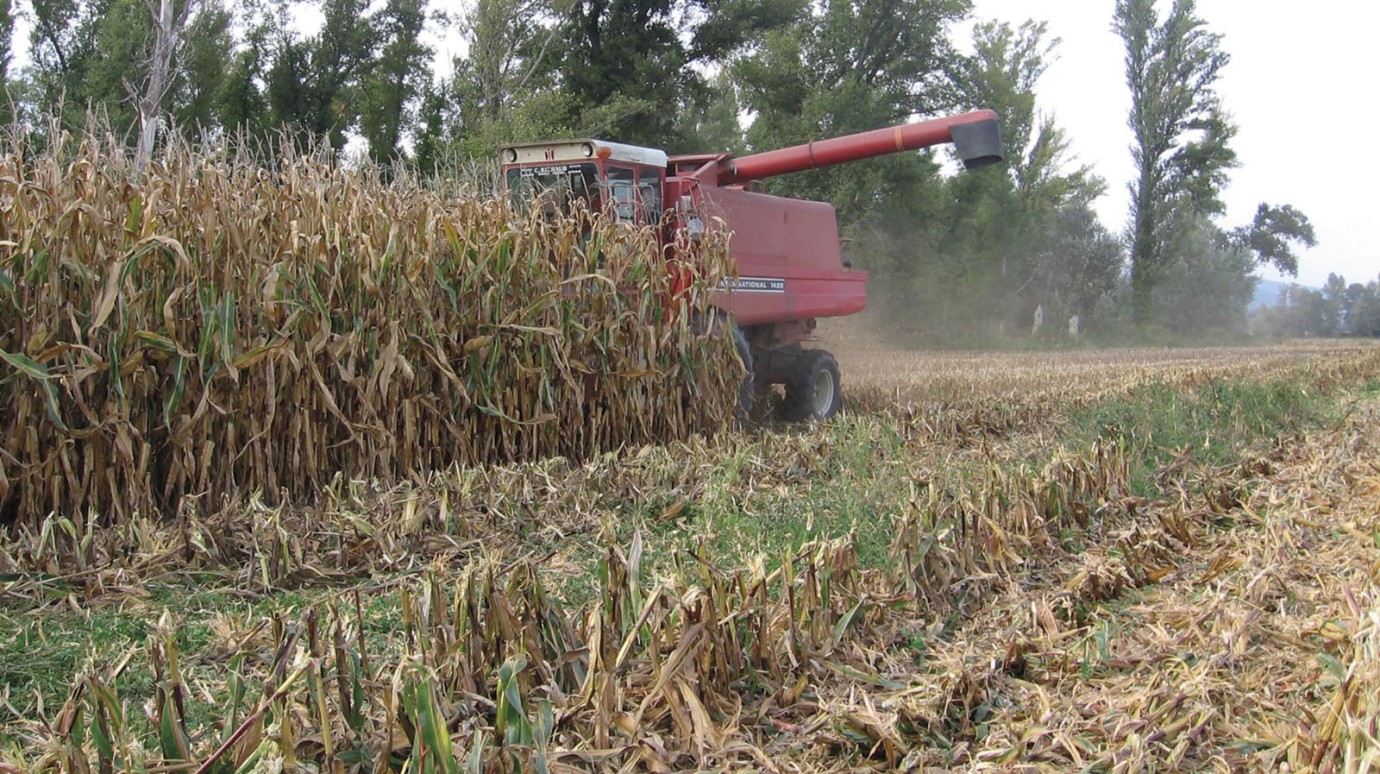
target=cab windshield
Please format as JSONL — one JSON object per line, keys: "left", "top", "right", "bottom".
{"left": 505, "top": 163, "right": 599, "bottom": 215}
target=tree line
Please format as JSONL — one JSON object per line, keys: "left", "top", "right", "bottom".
{"left": 0, "top": 0, "right": 1341, "bottom": 341}
{"left": 1255, "top": 274, "right": 1380, "bottom": 339}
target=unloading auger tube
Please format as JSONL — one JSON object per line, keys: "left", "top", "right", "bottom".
{"left": 693, "top": 109, "right": 1003, "bottom": 186}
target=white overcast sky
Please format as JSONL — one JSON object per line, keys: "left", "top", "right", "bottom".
{"left": 967, "top": 0, "right": 1379, "bottom": 288}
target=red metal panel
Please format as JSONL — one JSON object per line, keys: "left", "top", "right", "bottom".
{"left": 713, "top": 269, "right": 867, "bottom": 325}
{"left": 696, "top": 186, "right": 866, "bottom": 325}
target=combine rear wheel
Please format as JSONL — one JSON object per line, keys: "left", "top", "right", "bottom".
{"left": 781, "top": 349, "right": 841, "bottom": 421}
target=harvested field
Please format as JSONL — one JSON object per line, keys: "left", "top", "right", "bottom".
{"left": 825, "top": 311, "right": 1367, "bottom": 408}
{"left": 3, "top": 340, "right": 1379, "bottom": 772}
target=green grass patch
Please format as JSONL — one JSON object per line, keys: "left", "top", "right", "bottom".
{"left": 0, "top": 607, "right": 152, "bottom": 728}
{"left": 0, "top": 579, "right": 407, "bottom": 736}
{"left": 564, "top": 373, "right": 1342, "bottom": 607}
{"left": 1068, "top": 374, "right": 1327, "bottom": 494}
{"left": 608, "top": 415, "right": 905, "bottom": 575}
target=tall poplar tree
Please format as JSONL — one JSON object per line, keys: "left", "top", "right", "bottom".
{"left": 169, "top": 0, "right": 235, "bottom": 133}
{"left": 265, "top": 0, "right": 376, "bottom": 150}
{"left": 1114, "top": 0, "right": 1233, "bottom": 324}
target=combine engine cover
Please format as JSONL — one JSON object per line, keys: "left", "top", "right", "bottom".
{"left": 697, "top": 186, "right": 865, "bottom": 327}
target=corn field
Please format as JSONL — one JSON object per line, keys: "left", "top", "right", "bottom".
{"left": 0, "top": 128, "right": 738, "bottom": 527}
{"left": 4, "top": 126, "right": 1380, "bottom": 772}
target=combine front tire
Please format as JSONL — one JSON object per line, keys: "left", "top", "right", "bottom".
{"left": 782, "top": 349, "right": 841, "bottom": 422}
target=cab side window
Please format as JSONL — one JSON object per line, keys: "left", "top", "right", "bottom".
{"left": 639, "top": 167, "right": 664, "bottom": 225}
{"left": 606, "top": 166, "right": 637, "bottom": 224}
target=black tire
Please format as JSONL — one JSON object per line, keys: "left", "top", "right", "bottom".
{"left": 781, "top": 349, "right": 841, "bottom": 422}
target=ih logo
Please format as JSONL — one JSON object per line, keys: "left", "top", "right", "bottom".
{"left": 544, "top": 148, "right": 556, "bottom": 161}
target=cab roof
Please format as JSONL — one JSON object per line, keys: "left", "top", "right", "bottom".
{"left": 499, "top": 140, "right": 669, "bottom": 169}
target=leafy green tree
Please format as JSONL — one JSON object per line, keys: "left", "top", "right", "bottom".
{"left": 733, "top": 25, "right": 811, "bottom": 152}
{"left": 1, "top": 0, "right": 14, "bottom": 121}
{"left": 953, "top": 20, "right": 1049, "bottom": 169}
{"left": 1030, "top": 199, "right": 1124, "bottom": 332}
{"left": 1319, "top": 272, "right": 1348, "bottom": 335}
{"left": 264, "top": 37, "right": 315, "bottom": 137}
{"left": 684, "top": 70, "right": 744, "bottom": 152}
{"left": 20, "top": 0, "right": 238, "bottom": 147}
{"left": 1288, "top": 286, "right": 1330, "bottom": 337}
{"left": 359, "top": 0, "right": 431, "bottom": 161}
{"left": 444, "top": 0, "right": 574, "bottom": 160}
{"left": 806, "top": 0, "right": 968, "bottom": 118}
{"left": 1152, "top": 200, "right": 1315, "bottom": 338}
{"left": 170, "top": 0, "right": 236, "bottom": 134}
{"left": 214, "top": 13, "right": 273, "bottom": 140}
{"left": 735, "top": 0, "right": 969, "bottom": 220}
{"left": 1348, "top": 279, "right": 1380, "bottom": 338}
{"left": 1234, "top": 203, "right": 1316, "bottom": 277}
{"left": 555, "top": 0, "right": 800, "bottom": 147}
{"left": 951, "top": 19, "right": 1108, "bottom": 332}
{"left": 456, "top": 0, "right": 563, "bottom": 125}
{"left": 1114, "top": 0, "right": 1233, "bottom": 324}
{"left": 25, "top": 0, "right": 89, "bottom": 110}
{"left": 265, "top": 0, "right": 377, "bottom": 150}
{"left": 93, "top": 0, "right": 161, "bottom": 137}
{"left": 411, "top": 81, "right": 449, "bottom": 175}
{"left": 1150, "top": 218, "right": 1255, "bottom": 333}
{"left": 1251, "top": 274, "right": 1380, "bottom": 339}
{"left": 1, "top": 0, "right": 13, "bottom": 84}
{"left": 28, "top": 0, "right": 135, "bottom": 128}
{"left": 560, "top": 1, "right": 692, "bottom": 145}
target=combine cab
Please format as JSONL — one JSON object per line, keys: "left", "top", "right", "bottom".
{"left": 500, "top": 110, "right": 1002, "bottom": 421}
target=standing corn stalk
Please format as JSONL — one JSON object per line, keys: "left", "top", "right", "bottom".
{"left": 0, "top": 127, "right": 737, "bottom": 526}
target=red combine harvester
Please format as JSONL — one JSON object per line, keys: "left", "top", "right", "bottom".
{"left": 499, "top": 109, "right": 1002, "bottom": 420}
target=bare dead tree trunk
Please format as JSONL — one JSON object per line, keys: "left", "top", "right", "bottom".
{"left": 132, "top": 0, "right": 194, "bottom": 172}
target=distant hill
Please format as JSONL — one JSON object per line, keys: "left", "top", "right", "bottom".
{"left": 1252, "top": 278, "right": 1314, "bottom": 310}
